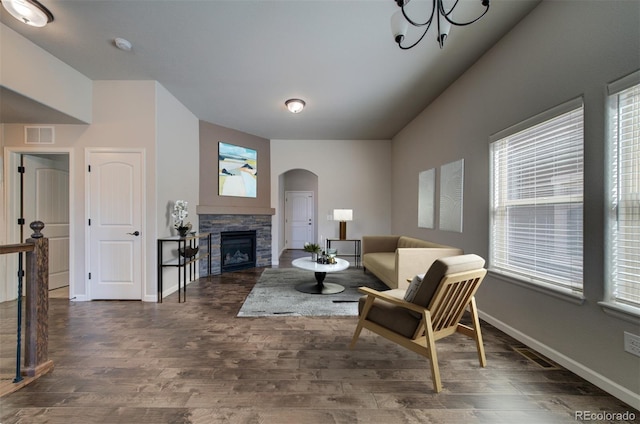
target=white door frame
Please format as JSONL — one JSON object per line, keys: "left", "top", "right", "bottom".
{"left": 3, "top": 147, "right": 75, "bottom": 302}
{"left": 85, "top": 148, "right": 146, "bottom": 301}
{"left": 23, "top": 154, "right": 70, "bottom": 290}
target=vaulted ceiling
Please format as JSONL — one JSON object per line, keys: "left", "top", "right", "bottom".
{"left": 1, "top": 0, "right": 540, "bottom": 139}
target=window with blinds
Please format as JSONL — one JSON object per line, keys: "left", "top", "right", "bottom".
{"left": 490, "top": 98, "right": 584, "bottom": 293}
{"left": 608, "top": 75, "right": 640, "bottom": 310}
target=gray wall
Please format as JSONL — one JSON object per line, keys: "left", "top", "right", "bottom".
{"left": 271, "top": 139, "right": 392, "bottom": 263}
{"left": 391, "top": 0, "right": 640, "bottom": 405}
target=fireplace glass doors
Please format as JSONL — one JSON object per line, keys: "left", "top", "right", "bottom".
{"left": 220, "top": 230, "right": 256, "bottom": 272}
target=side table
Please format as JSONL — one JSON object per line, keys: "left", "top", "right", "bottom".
{"left": 326, "top": 238, "right": 361, "bottom": 268}
{"left": 157, "top": 232, "right": 212, "bottom": 303}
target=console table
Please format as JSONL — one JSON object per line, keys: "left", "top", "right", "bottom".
{"left": 326, "top": 238, "right": 361, "bottom": 268}
{"left": 157, "top": 232, "right": 211, "bottom": 303}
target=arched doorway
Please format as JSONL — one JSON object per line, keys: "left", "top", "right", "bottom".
{"left": 280, "top": 169, "right": 318, "bottom": 252}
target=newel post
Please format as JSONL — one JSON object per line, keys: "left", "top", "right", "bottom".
{"left": 24, "top": 221, "right": 54, "bottom": 377}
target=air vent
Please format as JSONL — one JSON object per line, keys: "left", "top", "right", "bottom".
{"left": 24, "top": 126, "right": 55, "bottom": 144}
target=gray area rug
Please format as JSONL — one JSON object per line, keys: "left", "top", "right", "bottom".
{"left": 237, "top": 267, "right": 388, "bottom": 317}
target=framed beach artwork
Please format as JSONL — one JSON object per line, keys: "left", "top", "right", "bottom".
{"left": 218, "top": 142, "right": 257, "bottom": 198}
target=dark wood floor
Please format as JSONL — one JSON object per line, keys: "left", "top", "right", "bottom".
{"left": 0, "top": 250, "right": 637, "bottom": 423}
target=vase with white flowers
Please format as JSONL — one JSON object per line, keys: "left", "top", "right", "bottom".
{"left": 172, "top": 200, "right": 191, "bottom": 237}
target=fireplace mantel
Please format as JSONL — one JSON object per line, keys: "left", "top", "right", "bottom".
{"left": 197, "top": 205, "right": 275, "bottom": 216}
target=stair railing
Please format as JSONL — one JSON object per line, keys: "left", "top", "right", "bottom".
{"left": 0, "top": 221, "right": 53, "bottom": 396}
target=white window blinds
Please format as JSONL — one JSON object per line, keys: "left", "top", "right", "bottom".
{"left": 490, "top": 100, "right": 584, "bottom": 293}
{"left": 608, "top": 76, "right": 640, "bottom": 309}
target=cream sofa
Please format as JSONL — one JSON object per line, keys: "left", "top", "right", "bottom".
{"left": 362, "top": 235, "right": 463, "bottom": 289}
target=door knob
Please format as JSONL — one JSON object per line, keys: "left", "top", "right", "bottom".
{"left": 127, "top": 231, "right": 140, "bottom": 236}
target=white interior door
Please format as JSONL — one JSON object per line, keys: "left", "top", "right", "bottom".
{"left": 23, "top": 154, "right": 70, "bottom": 290}
{"left": 285, "top": 191, "right": 314, "bottom": 249}
{"left": 88, "top": 151, "right": 143, "bottom": 300}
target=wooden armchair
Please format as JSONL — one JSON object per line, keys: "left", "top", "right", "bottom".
{"left": 349, "top": 254, "right": 488, "bottom": 393}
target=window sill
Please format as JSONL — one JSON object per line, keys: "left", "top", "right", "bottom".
{"left": 598, "top": 301, "right": 640, "bottom": 324}
{"left": 488, "top": 269, "right": 586, "bottom": 305}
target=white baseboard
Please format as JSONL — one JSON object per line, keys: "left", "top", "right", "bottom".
{"left": 75, "top": 294, "right": 165, "bottom": 302}
{"left": 479, "top": 310, "right": 640, "bottom": 410}
{"left": 70, "top": 294, "right": 88, "bottom": 301}
{"left": 273, "top": 247, "right": 288, "bottom": 266}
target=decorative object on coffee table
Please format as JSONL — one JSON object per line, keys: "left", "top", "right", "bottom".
{"left": 303, "top": 242, "right": 321, "bottom": 261}
{"left": 326, "top": 248, "right": 337, "bottom": 264}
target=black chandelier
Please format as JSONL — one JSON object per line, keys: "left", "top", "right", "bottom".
{"left": 391, "top": 0, "right": 490, "bottom": 49}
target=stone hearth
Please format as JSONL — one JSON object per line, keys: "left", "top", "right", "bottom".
{"left": 199, "top": 214, "right": 271, "bottom": 275}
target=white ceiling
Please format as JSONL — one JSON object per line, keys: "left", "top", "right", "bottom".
{"left": 0, "top": 0, "right": 540, "bottom": 140}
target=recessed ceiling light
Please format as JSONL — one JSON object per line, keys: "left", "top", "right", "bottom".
{"left": 285, "top": 99, "right": 305, "bottom": 114}
{"left": 114, "top": 37, "right": 132, "bottom": 51}
{"left": 1, "top": 0, "right": 54, "bottom": 27}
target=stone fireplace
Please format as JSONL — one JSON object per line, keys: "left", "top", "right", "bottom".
{"left": 198, "top": 214, "right": 271, "bottom": 275}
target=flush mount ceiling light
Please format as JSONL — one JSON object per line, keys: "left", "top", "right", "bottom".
{"left": 285, "top": 99, "right": 305, "bottom": 114}
{"left": 1, "top": 0, "right": 54, "bottom": 27}
{"left": 391, "top": 0, "right": 489, "bottom": 50}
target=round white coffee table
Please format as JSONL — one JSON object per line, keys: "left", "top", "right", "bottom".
{"left": 291, "top": 257, "right": 350, "bottom": 294}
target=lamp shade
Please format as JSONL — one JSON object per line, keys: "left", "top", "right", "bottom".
{"left": 390, "top": 10, "right": 408, "bottom": 43}
{"left": 2, "top": 0, "right": 54, "bottom": 27}
{"left": 437, "top": 13, "right": 452, "bottom": 46}
{"left": 333, "top": 209, "right": 353, "bottom": 222}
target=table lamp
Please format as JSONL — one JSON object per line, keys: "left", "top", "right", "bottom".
{"left": 333, "top": 209, "right": 353, "bottom": 240}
